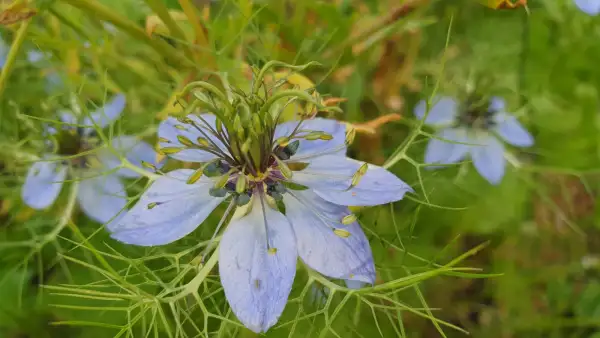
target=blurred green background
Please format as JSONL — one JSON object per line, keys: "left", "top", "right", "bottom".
{"left": 1, "top": 0, "right": 600, "bottom": 337}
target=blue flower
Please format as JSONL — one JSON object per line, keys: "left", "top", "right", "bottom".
{"left": 415, "top": 96, "right": 534, "bottom": 185}
{"left": 0, "top": 36, "right": 9, "bottom": 69}
{"left": 574, "top": 0, "right": 600, "bottom": 15}
{"left": 21, "top": 94, "right": 157, "bottom": 224}
{"left": 109, "top": 114, "right": 412, "bottom": 333}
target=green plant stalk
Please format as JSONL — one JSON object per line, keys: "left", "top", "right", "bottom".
{"left": 0, "top": 19, "right": 32, "bottom": 101}
{"left": 48, "top": 6, "right": 92, "bottom": 41}
{"left": 60, "top": 0, "right": 191, "bottom": 67}
{"left": 143, "top": 0, "right": 195, "bottom": 61}
{"left": 163, "top": 249, "right": 219, "bottom": 303}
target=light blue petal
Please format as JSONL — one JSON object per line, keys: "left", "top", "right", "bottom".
{"left": 98, "top": 135, "right": 159, "bottom": 178}
{"left": 59, "top": 110, "right": 78, "bottom": 125}
{"left": 489, "top": 97, "right": 506, "bottom": 112}
{"left": 219, "top": 197, "right": 297, "bottom": 333}
{"left": 158, "top": 114, "right": 228, "bottom": 162}
{"left": 345, "top": 279, "right": 367, "bottom": 289}
{"left": 424, "top": 128, "right": 471, "bottom": 166}
{"left": 109, "top": 169, "right": 224, "bottom": 246}
{"left": 45, "top": 72, "right": 63, "bottom": 93}
{"left": 22, "top": 159, "right": 67, "bottom": 209}
{"left": 470, "top": 135, "right": 506, "bottom": 185}
{"left": 413, "top": 96, "right": 458, "bottom": 127}
{"left": 493, "top": 112, "right": 534, "bottom": 147}
{"left": 77, "top": 172, "right": 127, "bottom": 224}
{"left": 82, "top": 94, "right": 126, "bottom": 129}
{"left": 574, "top": 0, "right": 600, "bottom": 15}
{"left": 27, "top": 50, "right": 46, "bottom": 63}
{"left": 43, "top": 110, "right": 78, "bottom": 136}
{"left": 0, "top": 37, "right": 7, "bottom": 69}
{"left": 284, "top": 190, "right": 376, "bottom": 283}
{"left": 292, "top": 155, "right": 413, "bottom": 206}
{"left": 273, "top": 118, "right": 347, "bottom": 159}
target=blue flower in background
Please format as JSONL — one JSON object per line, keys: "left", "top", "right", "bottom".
{"left": 109, "top": 114, "right": 412, "bottom": 333}
{"left": 415, "top": 96, "right": 534, "bottom": 185}
{"left": 574, "top": 0, "right": 600, "bottom": 15}
{"left": 22, "top": 94, "right": 157, "bottom": 224}
{"left": 0, "top": 37, "right": 64, "bottom": 91}
{"left": 0, "top": 36, "right": 9, "bottom": 69}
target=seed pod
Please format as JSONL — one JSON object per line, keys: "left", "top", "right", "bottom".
{"left": 215, "top": 172, "right": 232, "bottom": 189}
{"left": 252, "top": 114, "right": 263, "bottom": 135}
{"left": 236, "top": 175, "right": 247, "bottom": 194}
{"left": 216, "top": 118, "right": 224, "bottom": 135}
{"left": 345, "top": 124, "right": 356, "bottom": 145}
{"left": 274, "top": 156, "right": 292, "bottom": 179}
{"left": 233, "top": 115, "right": 245, "bottom": 139}
{"left": 304, "top": 131, "right": 324, "bottom": 140}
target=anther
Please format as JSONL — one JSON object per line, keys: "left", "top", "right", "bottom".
{"left": 273, "top": 140, "right": 300, "bottom": 161}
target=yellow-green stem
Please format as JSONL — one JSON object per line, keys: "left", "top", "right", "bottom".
{"left": 60, "top": 0, "right": 191, "bottom": 67}
{"left": 143, "top": 0, "right": 195, "bottom": 62}
{"left": 0, "top": 19, "right": 32, "bottom": 101}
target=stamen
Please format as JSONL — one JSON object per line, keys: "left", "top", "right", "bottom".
{"left": 147, "top": 202, "right": 162, "bottom": 209}
{"left": 273, "top": 140, "right": 300, "bottom": 160}
{"left": 333, "top": 229, "right": 351, "bottom": 238}
{"left": 176, "top": 135, "right": 195, "bottom": 147}
{"left": 186, "top": 167, "right": 204, "bottom": 184}
{"left": 160, "top": 147, "right": 184, "bottom": 154}
{"left": 303, "top": 131, "right": 333, "bottom": 141}
{"left": 347, "top": 163, "right": 369, "bottom": 191}
{"left": 341, "top": 214, "right": 357, "bottom": 225}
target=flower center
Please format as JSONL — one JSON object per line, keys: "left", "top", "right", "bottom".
{"left": 457, "top": 98, "right": 496, "bottom": 130}
{"left": 54, "top": 128, "right": 100, "bottom": 168}
{"left": 206, "top": 140, "right": 302, "bottom": 206}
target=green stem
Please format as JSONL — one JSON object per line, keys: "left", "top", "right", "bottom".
{"left": 0, "top": 19, "right": 32, "bottom": 101}
{"left": 39, "top": 179, "right": 80, "bottom": 246}
{"left": 162, "top": 249, "right": 219, "bottom": 303}
{"left": 259, "top": 89, "right": 323, "bottom": 115}
{"left": 143, "top": 0, "right": 195, "bottom": 61}
{"left": 48, "top": 6, "right": 91, "bottom": 41}
{"left": 60, "top": 0, "right": 190, "bottom": 66}
{"left": 120, "top": 158, "right": 161, "bottom": 180}
{"left": 252, "top": 61, "right": 321, "bottom": 95}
